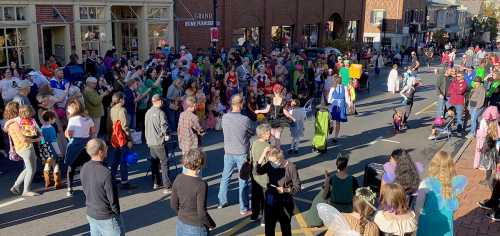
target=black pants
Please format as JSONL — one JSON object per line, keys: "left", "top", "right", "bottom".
{"left": 66, "top": 153, "right": 90, "bottom": 189}
{"left": 251, "top": 179, "right": 265, "bottom": 219}
{"left": 264, "top": 193, "right": 294, "bottom": 236}
{"left": 484, "top": 178, "right": 500, "bottom": 216}
{"left": 149, "top": 144, "right": 172, "bottom": 188}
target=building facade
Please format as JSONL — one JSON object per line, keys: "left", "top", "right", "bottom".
{"left": 175, "top": 0, "right": 364, "bottom": 51}
{"left": 362, "top": 0, "right": 427, "bottom": 50}
{"left": 0, "top": 0, "right": 174, "bottom": 69}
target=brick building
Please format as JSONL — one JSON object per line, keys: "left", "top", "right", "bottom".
{"left": 175, "top": 0, "right": 364, "bottom": 51}
{"left": 0, "top": 0, "right": 174, "bottom": 69}
{"left": 362, "top": 0, "right": 427, "bottom": 49}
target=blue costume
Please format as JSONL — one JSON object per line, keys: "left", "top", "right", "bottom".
{"left": 327, "top": 85, "right": 348, "bottom": 122}
{"left": 416, "top": 176, "right": 467, "bottom": 236}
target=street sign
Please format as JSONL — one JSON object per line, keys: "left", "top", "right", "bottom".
{"left": 210, "top": 27, "right": 219, "bottom": 42}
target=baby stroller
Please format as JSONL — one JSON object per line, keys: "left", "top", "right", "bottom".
{"left": 432, "top": 117, "right": 454, "bottom": 142}
{"left": 312, "top": 105, "right": 331, "bottom": 153}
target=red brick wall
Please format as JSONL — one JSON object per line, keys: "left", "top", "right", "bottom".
{"left": 363, "top": 0, "right": 426, "bottom": 35}
{"left": 176, "top": 0, "right": 363, "bottom": 50}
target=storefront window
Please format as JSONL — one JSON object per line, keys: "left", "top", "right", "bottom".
{"left": 0, "top": 6, "right": 26, "bottom": 21}
{"left": 121, "top": 23, "right": 139, "bottom": 57}
{"left": 148, "top": 8, "right": 169, "bottom": 19}
{"left": 272, "top": 26, "right": 293, "bottom": 49}
{"left": 303, "top": 24, "right": 318, "bottom": 48}
{"left": 148, "top": 24, "right": 168, "bottom": 52}
{"left": 346, "top": 21, "right": 358, "bottom": 41}
{"left": 80, "top": 7, "right": 104, "bottom": 20}
{"left": 81, "top": 25, "right": 105, "bottom": 56}
{"left": 0, "top": 27, "right": 29, "bottom": 68}
{"left": 233, "top": 27, "right": 260, "bottom": 47}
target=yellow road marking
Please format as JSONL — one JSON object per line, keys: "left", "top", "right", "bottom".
{"left": 294, "top": 206, "right": 314, "bottom": 236}
{"left": 415, "top": 101, "right": 436, "bottom": 115}
{"left": 219, "top": 218, "right": 250, "bottom": 236}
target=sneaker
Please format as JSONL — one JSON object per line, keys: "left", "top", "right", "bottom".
{"left": 66, "top": 190, "right": 73, "bottom": 197}
{"left": 478, "top": 201, "right": 493, "bottom": 210}
{"left": 10, "top": 187, "right": 20, "bottom": 195}
{"left": 428, "top": 135, "right": 436, "bottom": 140}
{"left": 153, "top": 184, "right": 161, "bottom": 190}
{"left": 217, "top": 203, "right": 229, "bottom": 209}
{"left": 22, "top": 191, "right": 40, "bottom": 197}
{"left": 260, "top": 218, "right": 265, "bottom": 227}
{"left": 240, "top": 210, "right": 252, "bottom": 216}
{"left": 487, "top": 212, "right": 500, "bottom": 222}
{"left": 250, "top": 216, "right": 260, "bottom": 222}
{"left": 163, "top": 188, "right": 172, "bottom": 195}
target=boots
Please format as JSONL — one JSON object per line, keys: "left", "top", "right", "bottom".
{"left": 43, "top": 171, "right": 53, "bottom": 189}
{"left": 54, "top": 171, "right": 63, "bottom": 189}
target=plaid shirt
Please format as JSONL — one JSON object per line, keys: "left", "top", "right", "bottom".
{"left": 177, "top": 110, "right": 203, "bottom": 153}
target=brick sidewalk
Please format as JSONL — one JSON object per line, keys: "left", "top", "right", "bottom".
{"left": 454, "top": 139, "right": 500, "bottom": 236}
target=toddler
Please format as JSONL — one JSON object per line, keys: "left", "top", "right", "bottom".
{"left": 392, "top": 109, "right": 402, "bottom": 133}
{"left": 289, "top": 99, "right": 306, "bottom": 154}
{"left": 40, "top": 111, "right": 63, "bottom": 189}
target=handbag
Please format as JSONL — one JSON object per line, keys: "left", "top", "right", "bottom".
{"left": 239, "top": 143, "right": 253, "bottom": 181}
{"left": 8, "top": 137, "right": 22, "bottom": 161}
{"left": 111, "top": 120, "right": 127, "bottom": 148}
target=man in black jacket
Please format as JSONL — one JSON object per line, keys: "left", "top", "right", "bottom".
{"left": 435, "top": 67, "right": 453, "bottom": 118}
{"left": 81, "top": 138, "right": 124, "bottom": 236}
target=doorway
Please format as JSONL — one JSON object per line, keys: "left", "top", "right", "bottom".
{"left": 42, "top": 26, "right": 67, "bottom": 64}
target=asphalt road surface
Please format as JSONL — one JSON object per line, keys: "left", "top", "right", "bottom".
{"left": 0, "top": 66, "right": 445, "bottom": 236}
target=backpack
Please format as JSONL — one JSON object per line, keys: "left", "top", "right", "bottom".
{"left": 111, "top": 120, "right": 127, "bottom": 148}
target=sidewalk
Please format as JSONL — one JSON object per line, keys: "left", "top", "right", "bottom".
{"left": 454, "top": 139, "right": 500, "bottom": 236}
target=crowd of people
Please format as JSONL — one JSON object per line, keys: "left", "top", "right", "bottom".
{"left": 0, "top": 42, "right": 498, "bottom": 236}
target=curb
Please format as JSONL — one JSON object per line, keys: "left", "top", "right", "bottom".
{"left": 453, "top": 137, "right": 473, "bottom": 163}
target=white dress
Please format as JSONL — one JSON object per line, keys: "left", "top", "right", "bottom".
{"left": 387, "top": 69, "right": 400, "bottom": 93}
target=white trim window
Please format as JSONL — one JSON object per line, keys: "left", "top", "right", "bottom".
{"left": 0, "top": 27, "right": 29, "bottom": 68}
{"left": 0, "top": 6, "right": 27, "bottom": 21}
{"left": 81, "top": 24, "right": 105, "bottom": 57}
{"left": 147, "top": 7, "right": 169, "bottom": 19}
{"left": 148, "top": 23, "right": 168, "bottom": 52}
{"left": 80, "top": 7, "right": 104, "bottom": 20}
{"left": 371, "top": 10, "right": 385, "bottom": 25}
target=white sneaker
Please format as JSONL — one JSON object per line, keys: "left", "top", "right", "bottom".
{"left": 66, "top": 188, "right": 73, "bottom": 197}
{"left": 427, "top": 135, "right": 436, "bottom": 140}
{"left": 153, "top": 184, "right": 160, "bottom": 190}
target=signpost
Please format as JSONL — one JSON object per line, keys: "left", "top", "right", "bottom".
{"left": 210, "top": 27, "right": 219, "bottom": 42}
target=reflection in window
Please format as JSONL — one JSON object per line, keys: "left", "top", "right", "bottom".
{"left": 4, "top": 7, "right": 15, "bottom": 21}
{"left": 80, "top": 7, "right": 104, "bottom": 20}
{"left": 16, "top": 7, "right": 25, "bottom": 21}
{"left": 81, "top": 25, "right": 104, "bottom": 56}
{"left": 148, "top": 7, "right": 168, "bottom": 19}
{"left": 148, "top": 24, "right": 168, "bottom": 52}
{"left": 0, "top": 27, "right": 30, "bottom": 68}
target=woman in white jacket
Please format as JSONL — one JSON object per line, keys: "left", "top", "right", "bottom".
{"left": 387, "top": 64, "right": 400, "bottom": 94}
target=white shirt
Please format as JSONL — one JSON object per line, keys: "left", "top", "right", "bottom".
{"left": 0, "top": 78, "right": 20, "bottom": 102}
{"left": 67, "top": 115, "right": 94, "bottom": 138}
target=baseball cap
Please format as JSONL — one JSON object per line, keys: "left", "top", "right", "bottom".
{"left": 16, "top": 80, "right": 33, "bottom": 89}
{"left": 86, "top": 77, "right": 98, "bottom": 84}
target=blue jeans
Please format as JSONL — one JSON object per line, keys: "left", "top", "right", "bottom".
{"left": 86, "top": 215, "right": 124, "bottom": 236}
{"left": 126, "top": 114, "right": 136, "bottom": 130}
{"left": 468, "top": 106, "right": 482, "bottom": 135}
{"left": 109, "top": 146, "right": 129, "bottom": 183}
{"left": 217, "top": 154, "right": 250, "bottom": 212}
{"left": 454, "top": 105, "right": 464, "bottom": 127}
{"left": 166, "top": 107, "right": 180, "bottom": 133}
{"left": 176, "top": 219, "right": 208, "bottom": 236}
{"left": 436, "top": 96, "right": 447, "bottom": 118}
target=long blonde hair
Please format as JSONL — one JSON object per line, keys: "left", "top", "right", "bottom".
{"left": 427, "top": 151, "right": 456, "bottom": 199}
{"left": 486, "top": 121, "right": 498, "bottom": 140}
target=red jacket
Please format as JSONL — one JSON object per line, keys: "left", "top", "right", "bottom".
{"left": 447, "top": 78, "right": 467, "bottom": 105}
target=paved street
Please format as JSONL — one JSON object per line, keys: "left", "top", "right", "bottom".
{"left": 0, "top": 67, "right": 445, "bottom": 236}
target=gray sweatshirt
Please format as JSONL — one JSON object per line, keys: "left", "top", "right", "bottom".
{"left": 145, "top": 106, "right": 169, "bottom": 146}
{"left": 222, "top": 112, "right": 254, "bottom": 155}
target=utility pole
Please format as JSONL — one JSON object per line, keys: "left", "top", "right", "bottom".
{"left": 212, "top": 0, "right": 218, "bottom": 54}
